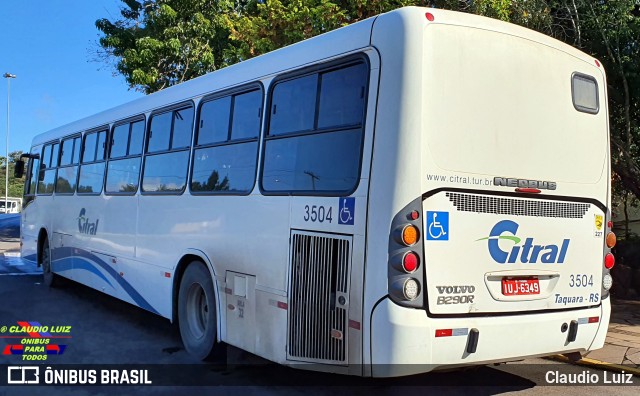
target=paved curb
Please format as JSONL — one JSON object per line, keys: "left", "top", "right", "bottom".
{"left": 546, "top": 355, "right": 640, "bottom": 377}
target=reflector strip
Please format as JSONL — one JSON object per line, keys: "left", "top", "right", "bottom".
{"left": 435, "top": 328, "right": 468, "bottom": 337}
{"left": 348, "top": 320, "right": 361, "bottom": 330}
{"left": 435, "top": 329, "right": 452, "bottom": 337}
{"left": 578, "top": 317, "right": 600, "bottom": 324}
{"left": 277, "top": 301, "right": 288, "bottom": 310}
{"left": 452, "top": 328, "right": 469, "bottom": 336}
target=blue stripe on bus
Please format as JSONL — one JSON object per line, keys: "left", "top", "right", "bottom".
{"left": 53, "top": 246, "right": 160, "bottom": 315}
{"left": 52, "top": 256, "right": 115, "bottom": 289}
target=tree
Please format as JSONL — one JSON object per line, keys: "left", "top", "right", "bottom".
{"left": 0, "top": 151, "right": 25, "bottom": 197}
{"left": 191, "top": 170, "right": 230, "bottom": 191}
{"left": 95, "top": 0, "right": 555, "bottom": 90}
{"left": 97, "top": 0, "right": 640, "bottom": 206}
{"left": 578, "top": 1, "right": 640, "bottom": 201}
{"left": 96, "top": 0, "right": 236, "bottom": 94}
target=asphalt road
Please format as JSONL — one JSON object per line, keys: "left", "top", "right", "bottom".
{"left": 0, "top": 216, "right": 637, "bottom": 395}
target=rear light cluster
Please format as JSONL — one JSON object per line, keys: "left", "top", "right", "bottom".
{"left": 602, "top": 217, "right": 616, "bottom": 292}
{"left": 388, "top": 198, "right": 425, "bottom": 308}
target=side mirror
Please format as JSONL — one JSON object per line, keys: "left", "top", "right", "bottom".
{"left": 14, "top": 160, "right": 25, "bottom": 179}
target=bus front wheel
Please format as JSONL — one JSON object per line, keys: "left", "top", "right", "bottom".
{"left": 41, "top": 237, "right": 61, "bottom": 287}
{"left": 178, "top": 261, "right": 221, "bottom": 361}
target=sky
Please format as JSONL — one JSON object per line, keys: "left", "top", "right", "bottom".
{"left": 0, "top": 0, "right": 143, "bottom": 157}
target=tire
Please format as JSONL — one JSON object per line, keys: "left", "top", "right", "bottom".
{"left": 41, "top": 237, "right": 61, "bottom": 287}
{"left": 178, "top": 261, "right": 222, "bottom": 361}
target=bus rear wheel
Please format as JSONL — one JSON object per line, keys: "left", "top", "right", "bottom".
{"left": 178, "top": 261, "right": 222, "bottom": 361}
{"left": 41, "top": 237, "right": 61, "bottom": 287}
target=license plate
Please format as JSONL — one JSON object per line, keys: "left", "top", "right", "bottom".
{"left": 502, "top": 277, "right": 540, "bottom": 296}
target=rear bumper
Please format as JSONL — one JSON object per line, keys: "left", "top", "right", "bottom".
{"left": 370, "top": 296, "right": 611, "bottom": 377}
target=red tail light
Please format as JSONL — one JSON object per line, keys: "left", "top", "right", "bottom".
{"left": 402, "top": 252, "right": 419, "bottom": 273}
{"left": 604, "top": 253, "right": 615, "bottom": 269}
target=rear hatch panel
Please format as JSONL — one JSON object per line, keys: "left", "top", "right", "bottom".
{"left": 423, "top": 190, "right": 605, "bottom": 314}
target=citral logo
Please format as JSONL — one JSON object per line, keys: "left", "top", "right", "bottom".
{"left": 78, "top": 208, "right": 99, "bottom": 235}
{"left": 477, "top": 220, "right": 569, "bottom": 264}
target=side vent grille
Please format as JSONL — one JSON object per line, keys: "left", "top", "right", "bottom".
{"left": 446, "top": 192, "right": 589, "bottom": 219}
{"left": 288, "top": 231, "right": 351, "bottom": 364}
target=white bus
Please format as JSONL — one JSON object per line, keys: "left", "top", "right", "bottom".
{"left": 0, "top": 198, "right": 21, "bottom": 214}
{"left": 17, "top": 7, "right": 615, "bottom": 377}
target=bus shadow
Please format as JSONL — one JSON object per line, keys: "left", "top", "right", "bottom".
{"left": 203, "top": 362, "right": 536, "bottom": 392}
{"left": 43, "top": 279, "right": 535, "bottom": 392}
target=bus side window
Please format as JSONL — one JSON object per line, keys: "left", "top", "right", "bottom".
{"left": 106, "top": 118, "right": 145, "bottom": 194}
{"left": 270, "top": 74, "right": 317, "bottom": 136}
{"left": 318, "top": 63, "right": 367, "bottom": 129}
{"left": 78, "top": 129, "right": 108, "bottom": 195}
{"left": 142, "top": 105, "right": 194, "bottom": 193}
{"left": 37, "top": 142, "right": 58, "bottom": 195}
{"left": 191, "top": 86, "right": 262, "bottom": 194}
{"left": 197, "top": 97, "right": 230, "bottom": 145}
{"left": 25, "top": 151, "right": 40, "bottom": 197}
{"left": 56, "top": 135, "right": 81, "bottom": 194}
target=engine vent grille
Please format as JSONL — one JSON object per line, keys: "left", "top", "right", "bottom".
{"left": 287, "top": 231, "right": 351, "bottom": 364}
{"left": 446, "top": 192, "right": 589, "bottom": 218}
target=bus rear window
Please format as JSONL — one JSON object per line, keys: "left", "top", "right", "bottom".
{"left": 572, "top": 73, "right": 598, "bottom": 114}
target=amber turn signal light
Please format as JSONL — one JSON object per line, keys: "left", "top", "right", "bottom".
{"left": 401, "top": 225, "right": 419, "bottom": 246}
{"left": 606, "top": 232, "right": 616, "bottom": 248}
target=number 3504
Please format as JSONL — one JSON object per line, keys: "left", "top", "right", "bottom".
{"left": 569, "top": 274, "right": 593, "bottom": 288}
{"left": 304, "top": 205, "right": 333, "bottom": 223}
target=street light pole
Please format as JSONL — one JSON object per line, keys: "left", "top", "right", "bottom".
{"left": 3, "top": 73, "right": 16, "bottom": 214}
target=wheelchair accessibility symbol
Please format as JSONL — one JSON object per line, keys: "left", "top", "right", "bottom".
{"left": 426, "top": 211, "right": 449, "bottom": 241}
{"left": 339, "top": 197, "right": 355, "bottom": 225}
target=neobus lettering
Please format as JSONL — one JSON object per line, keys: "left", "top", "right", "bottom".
{"left": 493, "top": 177, "right": 557, "bottom": 190}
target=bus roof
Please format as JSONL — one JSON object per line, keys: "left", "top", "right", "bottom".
{"left": 31, "top": 7, "right": 600, "bottom": 146}
{"left": 31, "top": 13, "right": 377, "bottom": 146}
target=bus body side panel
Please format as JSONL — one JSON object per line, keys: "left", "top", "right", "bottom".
{"left": 20, "top": 215, "right": 38, "bottom": 264}
{"left": 365, "top": 7, "right": 427, "bottom": 368}
{"left": 136, "top": 192, "right": 293, "bottom": 356}
{"left": 22, "top": 12, "right": 378, "bottom": 370}
{"left": 283, "top": 49, "right": 379, "bottom": 375}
